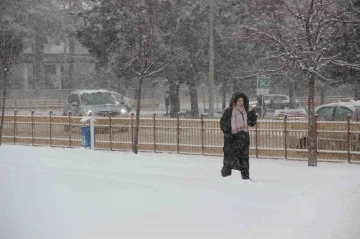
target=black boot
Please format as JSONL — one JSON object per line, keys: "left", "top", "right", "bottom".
{"left": 221, "top": 166, "right": 232, "bottom": 177}
{"left": 241, "top": 171, "right": 250, "bottom": 180}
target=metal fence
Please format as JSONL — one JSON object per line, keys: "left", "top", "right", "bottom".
{"left": 1, "top": 112, "right": 359, "bottom": 162}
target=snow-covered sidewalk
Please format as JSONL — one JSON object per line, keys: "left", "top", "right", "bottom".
{"left": 1, "top": 145, "right": 360, "bottom": 239}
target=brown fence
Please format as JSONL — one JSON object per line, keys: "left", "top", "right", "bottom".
{"left": 1, "top": 112, "right": 359, "bottom": 162}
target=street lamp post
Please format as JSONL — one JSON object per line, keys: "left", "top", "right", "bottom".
{"left": 208, "top": 0, "right": 215, "bottom": 118}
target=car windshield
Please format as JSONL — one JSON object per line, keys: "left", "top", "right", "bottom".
{"left": 80, "top": 92, "right": 116, "bottom": 106}
{"left": 112, "top": 93, "right": 124, "bottom": 101}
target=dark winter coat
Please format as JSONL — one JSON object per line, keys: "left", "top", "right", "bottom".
{"left": 220, "top": 92, "right": 257, "bottom": 176}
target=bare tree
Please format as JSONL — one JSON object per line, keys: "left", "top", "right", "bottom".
{"left": 113, "top": 1, "right": 181, "bottom": 154}
{"left": 77, "top": 0, "right": 182, "bottom": 153}
{"left": 240, "top": 0, "right": 360, "bottom": 166}
{"left": 0, "top": 26, "right": 23, "bottom": 145}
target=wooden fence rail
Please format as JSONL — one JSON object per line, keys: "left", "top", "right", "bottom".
{"left": 1, "top": 112, "right": 359, "bottom": 162}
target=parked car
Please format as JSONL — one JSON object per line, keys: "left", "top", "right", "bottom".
{"left": 289, "top": 101, "right": 360, "bottom": 150}
{"left": 63, "top": 89, "right": 129, "bottom": 117}
{"left": 63, "top": 89, "right": 129, "bottom": 132}
{"left": 257, "top": 94, "right": 300, "bottom": 110}
{"left": 250, "top": 94, "right": 300, "bottom": 118}
{"left": 315, "top": 101, "right": 360, "bottom": 121}
{"left": 109, "top": 91, "right": 132, "bottom": 112}
{"left": 273, "top": 108, "right": 307, "bottom": 120}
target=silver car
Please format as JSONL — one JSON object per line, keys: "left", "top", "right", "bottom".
{"left": 289, "top": 101, "right": 360, "bottom": 150}
{"left": 63, "top": 89, "right": 129, "bottom": 117}
{"left": 315, "top": 101, "right": 360, "bottom": 121}
{"left": 110, "top": 91, "right": 132, "bottom": 112}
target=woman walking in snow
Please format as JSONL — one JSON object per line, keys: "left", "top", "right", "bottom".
{"left": 220, "top": 92, "right": 257, "bottom": 179}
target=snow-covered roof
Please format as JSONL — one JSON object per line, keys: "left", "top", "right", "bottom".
{"left": 316, "top": 101, "right": 360, "bottom": 108}
{"left": 72, "top": 89, "right": 110, "bottom": 95}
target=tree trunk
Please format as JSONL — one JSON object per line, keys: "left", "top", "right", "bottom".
{"left": 232, "top": 79, "right": 240, "bottom": 93}
{"left": 34, "top": 33, "right": 44, "bottom": 89}
{"left": 116, "top": 78, "right": 127, "bottom": 96}
{"left": 221, "top": 81, "right": 227, "bottom": 111}
{"left": 189, "top": 81, "right": 199, "bottom": 118}
{"left": 208, "top": 0, "right": 215, "bottom": 118}
{"left": 320, "top": 84, "right": 326, "bottom": 105}
{"left": 0, "top": 70, "right": 8, "bottom": 146}
{"left": 308, "top": 73, "right": 317, "bottom": 166}
{"left": 68, "top": 34, "right": 75, "bottom": 89}
{"left": 355, "top": 77, "right": 360, "bottom": 101}
{"left": 169, "top": 80, "right": 180, "bottom": 118}
{"left": 289, "top": 80, "right": 295, "bottom": 108}
{"left": 132, "top": 75, "right": 143, "bottom": 154}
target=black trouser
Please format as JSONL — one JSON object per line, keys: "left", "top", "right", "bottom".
{"left": 242, "top": 158, "right": 249, "bottom": 173}
{"left": 241, "top": 157, "right": 250, "bottom": 179}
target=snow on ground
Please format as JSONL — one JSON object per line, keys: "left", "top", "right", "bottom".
{"left": 0, "top": 145, "right": 360, "bottom": 239}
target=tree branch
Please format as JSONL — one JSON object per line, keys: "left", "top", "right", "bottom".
{"left": 330, "top": 60, "right": 360, "bottom": 71}
{"left": 143, "top": 50, "right": 183, "bottom": 78}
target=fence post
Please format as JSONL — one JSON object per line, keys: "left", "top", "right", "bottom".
{"left": 130, "top": 113, "right": 134, "bottom": 146}
{"left": 153, "top": 113, "right": 157, "bottom": 153}
{"left": 201, "top": 114, "right": 205, "bottom": 155}
{"left": 30, "top": 99, "right": 32, "bottom": 112}
{"left": 45, "top": 99, "right": 47, "bottom": 112}
{"left": 315, "top": 114, "right": 318, "bottom": 155}
{"left": 13, "top": 110, "right": 17, "bottom": 145}
{"left": 203, "top": 90, "right": 206, "bottom": 113}
{"left": 177, "top": 112, "right": 180, "bottom": 154}
{"left": 284, "top": 114, "right": 288, "bottom": 160}
{"left": 255, "top": 118, "right": 258, "bottom": 158}
{"left": 58, "top": 99, "right": 61, "bottom": 112}
{"left": 68, "top": 112, "right": 72, "bottom": 148}
{"left": 109, "top": 113, "right": 113, "bottom": 151}
{"left": 14, "top": 99, "right": 17, "bottom": 110}
{"left": 31, "top": 111, "right": 34, "bottom": 146}
{"left": 347, "top": 114, "right": 351, "bottom": 163}
{"left": 50, "top": 111, "right": 52, "bottom": 147}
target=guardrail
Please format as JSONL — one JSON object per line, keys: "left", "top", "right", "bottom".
{"left": 1, "top": 112, "right": 359, "bottom": 162}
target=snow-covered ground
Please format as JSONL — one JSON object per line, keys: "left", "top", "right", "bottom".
{"left": 1, "top": 145, "right": 360, "bottom": 239}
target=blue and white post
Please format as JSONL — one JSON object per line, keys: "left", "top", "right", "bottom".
{"left": 80, "top": 116, "right": 96, "bottom": 150}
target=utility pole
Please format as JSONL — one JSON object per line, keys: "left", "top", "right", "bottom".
{"left": 208, "top": 0, "right": 215, "bottom": 117}
{"left": 67, "top": 0, "right": 78, "bottom": 90}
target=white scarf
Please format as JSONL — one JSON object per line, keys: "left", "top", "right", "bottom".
{"left": 231, "top": 106, "right": 248, "bottom": 133}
